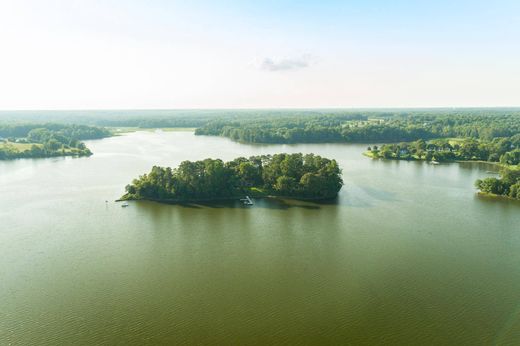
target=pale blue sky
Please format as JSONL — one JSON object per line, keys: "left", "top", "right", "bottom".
{"left": 0, "top": 0, "right": 518, "bottom": 109}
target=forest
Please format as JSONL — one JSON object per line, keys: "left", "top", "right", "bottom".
{"left": 194, "top": 110, "right": 520, "bottom": 144}
{"left": 122, "top": 153, "right": 343, "bottom": 202}
{"left": 0, "top": 124, "right": 111, "bottom": 160}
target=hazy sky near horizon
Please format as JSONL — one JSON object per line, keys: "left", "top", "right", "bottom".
{"left": 0, "top": 0, "right": 519, "bottom": 109}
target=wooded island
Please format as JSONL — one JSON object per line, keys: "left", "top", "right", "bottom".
{"left": 121, "top": 153, "right": 343, "bottom": 202}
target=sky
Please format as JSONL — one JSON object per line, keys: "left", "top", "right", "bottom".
{"left": 0, "top": 0, "right": 519, "bottom": 109}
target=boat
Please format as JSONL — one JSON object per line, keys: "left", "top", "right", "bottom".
{"left": 240, "top": 196, "right": 254, "bottom": 206}
{"left": 430, "top": 161, "right": 440, "bottom": 165}
{"left": 121, "top": 202, "right": 129, "bottom": 207}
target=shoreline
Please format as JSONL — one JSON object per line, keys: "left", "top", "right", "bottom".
{"left": 110, "top": 127, "right": 197, "bottom": 135}
{"left": 476, "top": 191, "right": 520, "bottom": 202}
{"left": 116, "top": 194, "right": 339, "bottom": 204}
{"left": 363, "top": 151, "right": 511, "bottom": 169}
{"left": 0, "top": 151, "right": 92, "bottom": 161}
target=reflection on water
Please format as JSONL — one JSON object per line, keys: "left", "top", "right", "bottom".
{"left": 134, "top": 196, "right": 336, "bottom": 211}
{"left": 1, "top": 131, "right": 520, "bottom": 345}
{"left": 458, "top": 160, "right": 501, "bottom": 173}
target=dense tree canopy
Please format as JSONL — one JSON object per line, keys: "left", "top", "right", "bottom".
{"left": 122, "top": 153, "right": 343, "bottom": 202}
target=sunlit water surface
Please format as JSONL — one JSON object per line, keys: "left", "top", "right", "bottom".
{"left": 1, "top": 131, "right": 520, "bottom": 345}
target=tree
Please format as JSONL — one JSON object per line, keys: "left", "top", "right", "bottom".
{"left": 475, "top": 178, "right": 506, "bottom": 195}
{"left": 509, "top": 183, "right": 520, "bottom": 199}
{"left": 274, "top": 176, "right": 297, "bottom": 195}
{"left": 236, "top": 161, "right": 262, "bottom": 187}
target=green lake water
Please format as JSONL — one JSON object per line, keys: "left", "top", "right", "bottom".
{"left": 1, "top": 131, "right": 520, "bottom": 345}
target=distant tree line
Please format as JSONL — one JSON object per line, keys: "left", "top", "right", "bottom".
{"left": 195, "top": 112, "right": 520, "bottom": 144}
{"left": 122, "top": 153, "right": 343, "bottom": 202}
{"left": 86, "top": 109, "right": 520, "bottom": 143}
{"left": 3, "top": 110, "right": 520, "bottom": 144}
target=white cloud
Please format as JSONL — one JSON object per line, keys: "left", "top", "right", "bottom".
{"left": 258, "top": 54, "right": 314, "bottom": 72}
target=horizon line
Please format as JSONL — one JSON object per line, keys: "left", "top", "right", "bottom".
{"left": 1, "top": 106, "right": 520, "bottom": 112}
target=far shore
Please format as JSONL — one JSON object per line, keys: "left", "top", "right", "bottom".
{"left": 110, "top": 127, "right": 197, "bottom": 135}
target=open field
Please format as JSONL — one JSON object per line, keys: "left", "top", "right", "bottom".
{"left": 0, "top": 141, "right": 41, "bottom": 152}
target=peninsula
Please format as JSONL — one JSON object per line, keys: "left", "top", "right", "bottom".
{"left": 476, "top": 167, "right": 520, "bottom": 200}
{"left": 0, "top": 123, "right": 111, "bottom": 160}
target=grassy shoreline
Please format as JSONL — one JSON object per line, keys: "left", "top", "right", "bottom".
{"left": 0, "top": 141, "right": 42, "bottom": 151}
{"left": 1, "top": 140, "right": 91, "bottom": 160}
{"left": 476, "top": 191, "right": 520, "bottom": 202}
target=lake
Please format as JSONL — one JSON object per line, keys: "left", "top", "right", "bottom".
{"left": 1, "top": 130, "right": 520, "bottom": 345}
